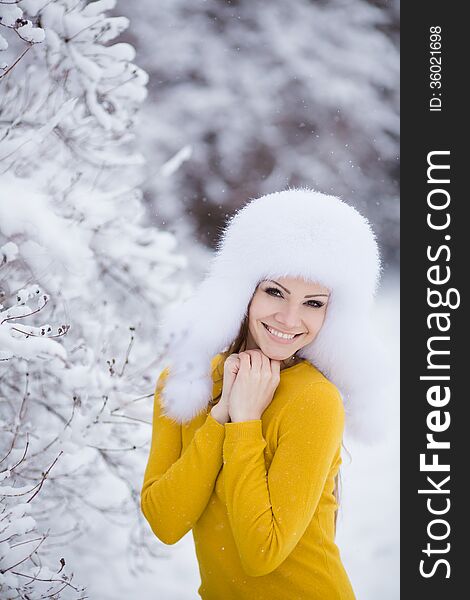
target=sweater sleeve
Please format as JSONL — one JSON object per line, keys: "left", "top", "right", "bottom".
{"left": 222, "top": 382, "right": 344, "bottom": 577}
{"left": 141, "top": 368, "right": 226, "bottom": 545}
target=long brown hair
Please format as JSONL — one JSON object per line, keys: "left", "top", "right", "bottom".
{"left": 211, "top": 297, "right": 344, "bottom": 538}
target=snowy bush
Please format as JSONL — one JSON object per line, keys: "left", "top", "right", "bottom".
{"left": 1, "top": 1, "right": 188, "bottom": 598}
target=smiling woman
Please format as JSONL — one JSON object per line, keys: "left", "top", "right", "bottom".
{"left": 141, "top": 188, "right": 386, "bottom": 600}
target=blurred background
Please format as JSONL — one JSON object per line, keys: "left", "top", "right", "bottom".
{"left": 120, "top": 0, "right": 400, "bottom": 598}
{"left": 122, "top": 0, "right": 399, "bottom": 276}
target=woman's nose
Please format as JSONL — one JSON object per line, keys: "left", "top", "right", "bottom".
{"left": 275, "top": 306, "right": 301, "bottom": 330}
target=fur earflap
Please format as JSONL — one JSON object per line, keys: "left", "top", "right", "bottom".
{"left": 158, "top": 188, "right": 387, "bottom": 442}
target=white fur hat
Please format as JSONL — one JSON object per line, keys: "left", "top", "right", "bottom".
{"left": 158, "top": 188, "right": 388, "bottom": 442}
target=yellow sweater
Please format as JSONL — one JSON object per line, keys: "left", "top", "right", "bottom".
{"left": 141, "top": 355, "right": 356, "bottom": 600}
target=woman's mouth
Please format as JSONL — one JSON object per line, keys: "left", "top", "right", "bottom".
{"left": 262, "top": 322, "right": 304, "bottom": 344}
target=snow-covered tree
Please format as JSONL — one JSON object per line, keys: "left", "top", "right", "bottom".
{"left": 1, "top": 1, "right": 188, "bottom": 597}
{"left": 0, "top": 269, "right": 75, "bottom": 597}
{"left": 122, "top": 0, "right": 399, "bottom": 265}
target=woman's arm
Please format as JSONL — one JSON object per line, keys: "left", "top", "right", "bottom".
{"left": 222, "top": 381, "right": 344, "bottom": 577}
{"left": 141, "top": 368, "right": 226, "bottom": 544}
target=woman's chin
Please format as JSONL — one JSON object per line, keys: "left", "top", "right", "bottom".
{"left": 258, "top": 344, "right": 294, "bottom": 362}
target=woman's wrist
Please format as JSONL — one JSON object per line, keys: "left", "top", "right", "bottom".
{"left": 229, "top": 414, "right": 262, "bottom": 423}
{"left": 210, "top": 404, "right": 230, "bottom": 424}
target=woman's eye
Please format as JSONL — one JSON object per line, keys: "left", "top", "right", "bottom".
{"left": 306, "top": 300, "right": 325, "bottom": 309}
{"left": 265, "top": 288, "right": 324, "bottom": 308}
{"left": 265, "top": 287, "right": 283, "bottom": 297}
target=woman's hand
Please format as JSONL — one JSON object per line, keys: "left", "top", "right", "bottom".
{"left": 210, "top": 353, "right": 240, "bottom": 424}
{"left": 228, "top": 350, "right": 281, "bottom": 422}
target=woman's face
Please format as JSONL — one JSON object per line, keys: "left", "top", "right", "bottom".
{"left": 245, "top": 276, "right": 330, "bottom": 361}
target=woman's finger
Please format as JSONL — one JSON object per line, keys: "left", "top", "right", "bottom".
{"left": 260, "top": 352, "right": 271, "bottom": 375}
{"left": 238, "top": 352, "right": 251, "bottom": 371}
{"left": 246, "top": 349, "right": 262, "bottom": 372}
{"left": 226, "top": 354, "right": 240, "bottom": 372}
{"left": 232, "top": 356, "right": 241, "bottom": 375}
{"left": 223, "top": 358, "right": 234, "bottom": 378}
{"left": 239, "top": 350, "right": 257, "bottom": 369}
{"left": 270, "top": 358, "right": 281, "bottom": 379}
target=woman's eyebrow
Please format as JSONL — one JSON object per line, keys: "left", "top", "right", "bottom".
{"left": 304, "top": 293, "right": 330, "bottom": 298}
{"left": 268, "top": 280, "right": 330, "bottom": 298}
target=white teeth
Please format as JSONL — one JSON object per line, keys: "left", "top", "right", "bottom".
{"left": 266, "top": 325, "right": 297, "bottom": 340}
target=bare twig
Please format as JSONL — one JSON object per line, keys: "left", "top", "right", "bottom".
{"left": 27, "top": 451, "right": 63, "bottom": 503}
{"left": 1, "top": 533, "right": 47, "bottom": 572}
{"left": 10, "top": 325, "right": 70, "bottom": 339}
{"left": 10, "top": 569, "right": 85, "bottom": 596}
{"left": 108, "top": 413, "right": 151, "bottom": 426}
{"left": 1, "top": 295, "right": 49, "bottom": 325}
{"left": 2, "top": 373, "right": 30, "bottom": 459}
{"left": 118, "top": 329, "right": 134, "bottom": 377}
{"left": 66, "top": 17, "right": 105, "bottom": 42}
{"left": 109, "top": 392, "right": 153, "bottom": 412}
{"left": 0, "top": 43, "right": 33, "bottom": 80}
{"left": 0, "top": 437, "right": 29, "bottom": 473}
{"left": 85, "top": 442, "right": 144, "bottom": 452}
